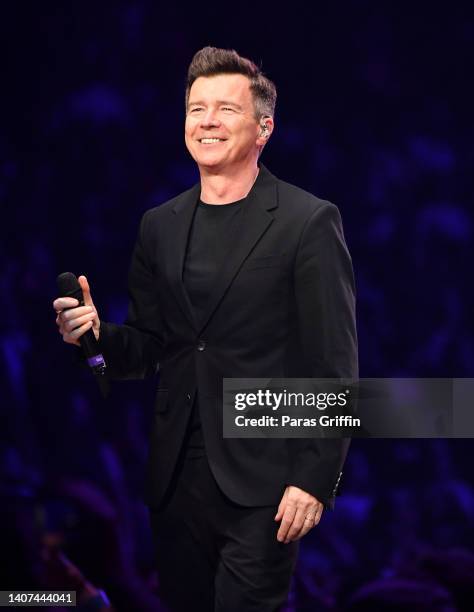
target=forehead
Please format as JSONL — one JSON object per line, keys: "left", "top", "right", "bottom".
{"left": 188, "top": 74, "right": 253, "bottom": 105}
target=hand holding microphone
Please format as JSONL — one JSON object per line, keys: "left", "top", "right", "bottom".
{"left": 54, "top": 275, "right": 100, "bottom": 345}
{"left": 53, "top": 273, "right": 108, "bottom": 397}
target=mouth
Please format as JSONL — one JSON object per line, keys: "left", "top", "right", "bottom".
{"left": 198, "top": 138, "right": 227, "bottom": 144}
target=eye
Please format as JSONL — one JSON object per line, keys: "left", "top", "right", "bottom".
{"left": 221, "top": 107, "right": 235, "bottom": 112}
{"left": 189, "top": 107, "right": 204, "bottom": 114}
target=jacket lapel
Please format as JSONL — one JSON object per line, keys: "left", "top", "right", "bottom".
{"left": 167, "top": 183, "right": 200, "bottom": 330}
{"left": 196, "top": 164, "right": 279, "bottom": 333}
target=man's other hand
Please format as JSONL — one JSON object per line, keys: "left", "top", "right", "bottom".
{"left": 275, "top": 485, "right": 323, "bottom": 543}
{"left": 53, "top": 275, "right": 100, "bottom": 346}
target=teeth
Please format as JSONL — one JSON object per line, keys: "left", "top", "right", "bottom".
{"left": 200, "top": 138, "right": 223, "bottom": 143}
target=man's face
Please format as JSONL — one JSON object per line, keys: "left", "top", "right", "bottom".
{"left": 185, "top": 74, "right": 263, "bottom": 173}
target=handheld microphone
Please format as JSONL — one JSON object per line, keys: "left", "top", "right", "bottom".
{"left": 56, "top": 272, "right": 109, "bottom": 397}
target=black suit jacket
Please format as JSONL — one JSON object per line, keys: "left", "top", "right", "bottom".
{"left": 98, "top": 164, "right": 358, "bottom": 509}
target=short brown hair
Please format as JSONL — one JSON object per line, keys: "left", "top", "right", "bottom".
{"left": 185, "top": 46, "right": 277, "bottom": 121}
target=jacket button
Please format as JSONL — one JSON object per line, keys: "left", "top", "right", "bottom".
{"left": 186, "top": 393, "right": 192, "bottom": 402}
{"left": 197, "top": 340, "right": 206, "bottom": 352}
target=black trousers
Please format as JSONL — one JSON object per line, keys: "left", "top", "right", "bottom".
{"left": 149, "top": 454, "right": 299, "bottom": 612}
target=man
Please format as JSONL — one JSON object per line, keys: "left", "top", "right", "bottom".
{"left": 54, "top": 47, "right": 358, "bottom": 611}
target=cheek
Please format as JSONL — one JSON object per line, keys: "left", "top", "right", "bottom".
{"left": 184, "top": 119, "right": 195, "bottom": 136}
{"left": 184, "top": 132, "right": 196, "bottom": 157}
{"left": 184, "top": 132, "right": 196, "bottom": 152}
{"left": 241, "top": 123, "right": 259, "bottom": 141}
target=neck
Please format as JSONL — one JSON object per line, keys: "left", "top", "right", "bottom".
{"left": 199, "top": 163, "right": 260, "bottom": 205}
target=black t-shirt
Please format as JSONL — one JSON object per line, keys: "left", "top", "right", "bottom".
{"left": 182, "top": 197, "right": 245, "bottom": 456}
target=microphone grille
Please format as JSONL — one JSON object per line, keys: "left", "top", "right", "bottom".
{"left": 57, "top": 272, "right": 81, "bottom": 297}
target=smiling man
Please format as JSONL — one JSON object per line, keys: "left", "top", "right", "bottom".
{"left": 54, "top": 47, "right": 358, "bottom": 611}
{"left": 185, "top": 71, "right": 272, "bottom": 201}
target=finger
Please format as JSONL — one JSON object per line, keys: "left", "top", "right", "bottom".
{"left": 57, "top": 306, "right": 93, "bottom": 331}
{"left": 62, "top": 334, "right": 80, "bottom": 347}
{"left": 275, "top": 488, "right": 288, "bottom": 521}
{"left": 78, "top": 275, "right": 94, "bottom": 307}
{"left": 286, "top": 500, "right": 321, "bottom": 542}
{"left": 313, "top": 504, "right": 324, "bottom": 527}
{"left": 284, "top": 507, "right": 307, "bottom": 543}
{"left": 53, "top": 297, "right": 79, "bottom": 312}
{"left": 63, "top": 320, "right": 93, "bottom": 345}
{"left": 61, "top": 306, "right": 94, "bottom": 323}
{"left": 62, "top": 311, "right": 96, "bottom": 333}
{"left": 294, "top": 515, "right": 315, "bottom": 541}
{"left": 277, "top": 502, "right": 296, "bottom": 542}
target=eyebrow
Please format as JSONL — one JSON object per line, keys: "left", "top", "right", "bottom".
{"left": 187, "top": 100, "right": 244, "bottom": 110}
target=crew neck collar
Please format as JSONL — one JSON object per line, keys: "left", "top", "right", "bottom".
{"left": 198, "top": 196, "right": 246, "bottom": 209}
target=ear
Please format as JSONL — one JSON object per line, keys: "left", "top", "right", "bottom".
{"left": 256, "top": 116, "right": 274, "bottom": 147}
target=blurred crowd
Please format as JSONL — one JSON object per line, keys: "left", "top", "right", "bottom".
{"left": 2, "top": 2, "right": 473, "bottom": 610}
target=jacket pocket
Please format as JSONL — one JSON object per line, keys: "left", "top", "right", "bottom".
{"left": 243, "top": 254, "right": 285, "bottom": 271}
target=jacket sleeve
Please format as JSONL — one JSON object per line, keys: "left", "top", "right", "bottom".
{"left": 287, "top": 201, "right": 358, "bottom": 508}
{"left": 98, "top": 210, "right": 165, "bottom": 380}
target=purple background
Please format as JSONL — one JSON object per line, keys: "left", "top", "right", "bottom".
{"left": 2, "top": 3, "right": 473, "bottom": 610}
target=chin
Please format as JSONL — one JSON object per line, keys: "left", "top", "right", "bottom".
{"left": 195, "top": 155, "right": 225, "bottom": 169}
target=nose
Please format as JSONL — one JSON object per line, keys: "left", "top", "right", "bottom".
{"left": 200, "top": 108, "right": 221, "bottom": 128}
